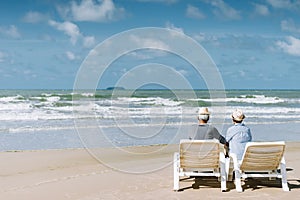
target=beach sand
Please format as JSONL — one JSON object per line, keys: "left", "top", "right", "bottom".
{"left": 0, "top": 142, "right": 299, "bottom": 200}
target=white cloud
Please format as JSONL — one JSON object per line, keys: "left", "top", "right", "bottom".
{"left": 68, "top": 0, "right": 125, "bottom": 22}
{"left": 281, "top": 19, "right": 300, "bottom": 34}
{"left": 239, "top": 70, "right": 246, "bottom": 77}
{"left": 83, "top": 36, "right": 96, "bottom": 48}
{"left": 193, "top": 32, "right": 220, "bottom": 46}
{"left": 128, "top": 51, "right": 152, "bottom": 60}
{"left": 186, "top": 4, "right": 205, "bottom": 19}
{"left": 0, "top": 25, "right": 21, "bottom": 39}
{"left": 253, "top": 4, "right": 270, "bottom": 16}
{"left": 48, "top": 19, "right": 97, "bottom": 48}
{"left": 127, "top": 49, "right": 170, "bottom": 60}
{"left": 276, "top": 36, "right": 300, "bottom": 56}
{"left": 66, "top": 51, "right": 76, "bottom": 60}
{"left": 130, "top": 35, "right": 170, "bottom": 50}
{"left": 204, "top": 0, "right": 241, "bottom": 20}
{"left": 193, "top": 33, "right": 206, "bottom": 42}
{"left": 266, "top": 0, "right": 298, "bottom": 10}
{"left": 165, "top": 22, "right": 184, "bottom": 34}
{"left": 23, "top": 69, "right": 33, "bottom": 75}
{"left": 48, "top": 20, "right": 81, "bottom": 45}
{"left": 135, "top": 0, "right": 177, "bottom": 4}
{"left": 178, "top": 69, "right": 188, "bottom": 76}
{"left": 23, "top": 11, "right": 47, "bottom": 23}
{"left": 266, "top": 0, "right": 300, "bottom": 12}
{"left": 0, "top": 51, "right": 6, "bottom": 62}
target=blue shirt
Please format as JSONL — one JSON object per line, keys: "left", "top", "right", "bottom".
{"left": 226, "top": 123, "right": 252, "bottom": 160}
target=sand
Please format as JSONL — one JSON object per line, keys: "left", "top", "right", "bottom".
{"left": 0, "top": 142, "right": 300, "bottom": 200}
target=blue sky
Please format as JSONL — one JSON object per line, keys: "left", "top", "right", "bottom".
{"left": 0, "top": 0, "right": 299, "bottom": 89}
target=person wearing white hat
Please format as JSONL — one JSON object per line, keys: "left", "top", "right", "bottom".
{"left": 189, "top": 107, "right": 228, "bottom": 148}
{"left": 225, "top": 109, "right": 252, "bottom": 160}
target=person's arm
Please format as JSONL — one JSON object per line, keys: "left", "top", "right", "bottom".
{"left": 218, "top": 134, "right": 227, "bottom": 145}
{"left": 218, "top": 133, "right": 229, "bottom": 158}
{"left": 217, "top": 134, "right": 229, "bottom": 158}
{"left": 211, "top": 126, "right": 227, "bottom": 144}
{"left": 223, "top": 141, "right": 229, "bottom": 158}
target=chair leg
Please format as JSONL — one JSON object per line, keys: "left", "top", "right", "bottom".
{"left": 173, "top": 152, "right": 180, "bottom": 191}
{"left": 269, "top": 171, "right": 276, "bottom": 180}
{"left": 280, "top": 157, "right": 289, "bottom": 191}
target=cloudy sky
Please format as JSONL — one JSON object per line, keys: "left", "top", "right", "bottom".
{"left": 0, "top": 0, "right": 299, "bottom": 89}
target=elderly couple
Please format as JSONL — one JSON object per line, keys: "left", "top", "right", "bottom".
{"left": 189, "top": 107, "right": 252, "bottom": 160}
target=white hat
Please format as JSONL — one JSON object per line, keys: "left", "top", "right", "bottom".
{"left": 198, "top": 107, "right": 210, "bottom": 115}
{"left": 232, "top": 109, "right": 245, "bottom": 122}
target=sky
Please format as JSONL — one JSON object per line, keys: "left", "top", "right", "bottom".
{"left": 0, "top": 0, "right": 300, "bottom": 90}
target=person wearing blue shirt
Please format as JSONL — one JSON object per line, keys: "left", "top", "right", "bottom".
{"left": 226, "top": 109, "right": 252, "bottom": 161}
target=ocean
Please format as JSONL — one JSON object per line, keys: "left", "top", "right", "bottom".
{"left": 0, "top": 89, "right": 300, "bottom": 151}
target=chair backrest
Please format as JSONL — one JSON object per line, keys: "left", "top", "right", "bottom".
{"left": 179, "top": 139, "right": 220, "bottom": 171}
{"left": 240, "top": 141, "right": 285, "bottom": 171}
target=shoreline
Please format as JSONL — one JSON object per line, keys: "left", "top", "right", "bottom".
{"left": 2, "top": 141, "right": 300, "bottom": 152}
{"left": 1, "top": 121, "right": 300, "bottom": 152}
{"left": 0, "top": 142, "right": 300, "bottom": 199}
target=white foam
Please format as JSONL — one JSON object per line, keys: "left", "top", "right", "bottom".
{"left": 0, "top": 102, "right": 32, "bottom": 111}
{"left": 189, "top": 95, "right": 286, "bottom": 104}
{"left": 0, "top": 95, "right": 24, "bottom": 102}
{"left": 46, "top": 96, "right": 60, "bottom": 102}
{"left": 117, "top": 97, "right": 183, "bottom": 106}
{"left": 81, "top": 93, "right": 94, "bottom": 97}
{"left": 0, "top": 94, "right": 299, "bottom": 131}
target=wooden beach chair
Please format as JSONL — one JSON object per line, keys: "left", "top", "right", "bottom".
{"left": 173, "top": 139, "right": 226, "bottom": 192}
{"left": 231, "top": 141, "right": 289, "bottom": 192}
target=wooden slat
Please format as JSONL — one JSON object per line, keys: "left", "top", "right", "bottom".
{"left": 240, "top": 143, "right": 285, "bottom": 171}
{"left": 179, "top": 140, "right": 220, "bottom": 169}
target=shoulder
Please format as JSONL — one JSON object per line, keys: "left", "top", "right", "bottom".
{"left": 208, "top": 125, "right": 219, "bottom": 132}
{"left": 227, "top": 125, "right": 235, "bottom": 131}
{"left": 241, "top": 123, "right": 251, "bottom": 130}
{"left": 192, "top": 124, "right": 199, "bottom": 128}
{"left": 244, "top": 125, "right": 251, "bottom": 133}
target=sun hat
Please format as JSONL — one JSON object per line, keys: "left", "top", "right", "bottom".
{"left": 231, "top": 109, "right": 245, "bottom": 122}
{"left": 198, "top": 107, "right": 210, "bottom": 115}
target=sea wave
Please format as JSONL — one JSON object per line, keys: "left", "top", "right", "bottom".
{"left": 0, "top": 90, "right": 300, "bottom": 132}
{"left": 0, "top": 102, "right": 299, "bottom": 122}
{"left": 188, "top": 95, "right": 289, "bottom": 104}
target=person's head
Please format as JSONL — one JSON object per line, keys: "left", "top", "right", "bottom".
{"left": 231, "top": 109, "right": 245, "bottom": 123}
{"left": 197, "top": 107, "right": 210, "bottom": 123}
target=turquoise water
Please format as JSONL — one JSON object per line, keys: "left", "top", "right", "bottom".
{"left": 0, "top": 89, "right": 299, "bottom": 151}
